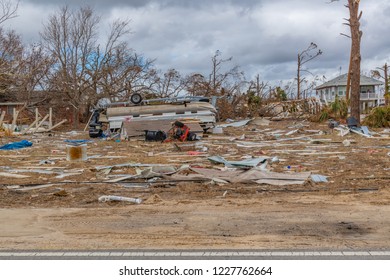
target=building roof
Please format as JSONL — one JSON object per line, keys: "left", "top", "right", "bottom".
{"left": 315, "top": 73, "right": 383, "bottom": 90}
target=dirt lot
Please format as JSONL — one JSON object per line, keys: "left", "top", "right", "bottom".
{"left": 0, "top": 118, "right": 390, "bottom": 250}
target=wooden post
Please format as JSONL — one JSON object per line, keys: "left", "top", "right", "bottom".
{"left": 0, "top": 111, "right": 5, "bottom": 128}
{"left": 11, "top": 108, "right": 19, "bottom": 132}
{"left": 21, "top": 119, "right": 38, "bottom": 134}
{"left": 49, "top": 108, "right": 53, "bottom": 129}
{"left": 84, "top": 112, "right": 94, "bottom": 132}
{"left": 45, "top": 119, "right": 67, "bottom": 132}
{"left": 35, "top": 108, "right": 39, "bottom": 129}
{"left": 31, "top": 114, "right": 49, "bottom": 134}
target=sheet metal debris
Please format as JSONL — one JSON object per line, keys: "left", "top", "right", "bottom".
{"left": 310, "top": 174, "right": 329, "bottom": 183}
{"left": 350, "top": 126, "right": 372, "bottom": 138}
{"left": 191, "top": 167, "right": 310, "bottom": 186}
{"left": 218, "top": 119, "right": 252, "bottom": 128}
{"left": 208, "top": 155, "right": 267, "bottom": 168}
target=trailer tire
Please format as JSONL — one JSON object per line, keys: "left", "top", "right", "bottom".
{"left": 130, "top": 93, "right": 143, "bottom": 104}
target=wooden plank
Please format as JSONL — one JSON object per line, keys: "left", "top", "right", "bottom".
{"left": 122, "top": 119, "right": 203, "bottom": 137}
{"left": 0, "top": 111, "right": 5, "bottom": 127}
{"left": 49, "top": 108, "right": 53, "bottom": 129}
{"left": 0, "top": 172, "right": 30, "bottom": 179}
{"left": 84, "top": 112, "right": 94, "bottom": 131}
{"left": 10, "top": 183, "right": 58, "bottom": 192}
{"left": 22, "top": 119, "right": 39, "bottom": 134}
{"left": 31, "top": 114, "right": 49, "bottom": 134}
{"left": 11, "top": 108, "right": 19, "bottom": 132}
{"left": 35, "top": 108, "right": 39, "bottom": 129}
{"left": 45, "top": 119, "right": 67, "bottom": 132}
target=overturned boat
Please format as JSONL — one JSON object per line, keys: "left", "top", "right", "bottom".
{"left": 88, "top": 97, "right": 217, "bottom": 138}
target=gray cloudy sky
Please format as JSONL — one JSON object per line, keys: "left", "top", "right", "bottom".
{"left": 5, "top": 0, "right": 390, "bottom": 86}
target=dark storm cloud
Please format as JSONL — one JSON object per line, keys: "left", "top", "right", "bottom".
{"left": 23, "top": 0, "right": 152, "bottom": 9}
{"left": 24, "top": 0, "right": 262, "bottom": 8}
{"left": 7, "top": 0, "right": 390, "bottom": 84}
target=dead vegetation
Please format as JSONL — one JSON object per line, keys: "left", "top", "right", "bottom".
{"left": 363, "top": 105, "right": 390, "bottom": 128}
{"left": 311, "top": 97, "right": 349, "bottom": 123}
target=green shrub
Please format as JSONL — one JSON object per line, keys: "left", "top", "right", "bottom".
{"left": 312, "top": 97, "right": 348, "bottom": 123}
{"left": 363, "top": 106, "right": 390, "bottom": 128}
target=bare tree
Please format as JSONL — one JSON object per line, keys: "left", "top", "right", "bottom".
{"left": 97, "top": 51, "right": 156, "bottom": 103}
{"left": 151, "top": 68, "right": 186, "bottom": 98}
{"left": 331, "top": 0, "right": 363, "bottom": 122}
{"left": 185, "top": 73, "right": 208, "bottom": 96}
{"left": 0, "top": 26, "right": 53, "bottom": 105}
{"left": 185, "top": 51, "right": 245, "bottom": 99}
{"left": 0, "top": 28, "right": 23, "bottom": 100}
{"left": 207, "top": 50, "right": 245, "bottom": 97}
{"left": 0, "top": 0, "right": 18, "bottom": 26}
{"left": 371, "top": 63, "right": 389, "bottom": 105}
{"left": 247, "top": 74, "right": 270, "bottom": 101}
{"left": 347, "top": 0, "right": 363, "bottom": 122}
{"left": 41, "top": 6, "right": 150, "bottom": 125}
{"left": 18, "top": 44, "right": 55, "bottom": 105}
{"left": 89, "top": 20, "right": 155, "bottom": 104}
{"left": 41, "top": 6, "right": 101, "bottom": 126}
{"left": 210, "top": 50, "right": 232, "bottom": 96}
{"left": 297, "top": 42, "right": 322, "bottom": 100}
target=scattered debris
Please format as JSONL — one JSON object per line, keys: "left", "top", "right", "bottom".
{"left": 39, "top": 159, "right": 55, "bottom": 165}
{"left": 89, "top": 97, "right": 216, "bottom": 138}
{"left": 334, "top": 126, "right": 350, "bottom": 137}
{"left": 250, "top": 118, "right": 270, "bottom": 126}
{"left": 208, "top": 155, "right": 267, "bottom": 169}
{"left": 342, "top": 140, "right": 351, "bottom": 147}
{"left": 218, "top": 119, "right": 252, "bottom": 128}
{"left": 190, "top": 167, "right": 311, "bottom": 186}
{"left": 212, "top": 126, "right": 223, "bottom": 134}
{"left": 0, "top": 172, "right": 30, "bottom": 179}
{"left": 350, "top": 126, "right": 372, "bottom": 138}
{"left": 98, "top": 195, "right": 142, "bottom": 204}
{"left": 310, "top": 174, "right": 329, "bottom": 183}
{"left": 9, "top": 183, "right": 58, "bottom": 192}
{"left": 145, "top": 130, "right": 167, "bottom": 142}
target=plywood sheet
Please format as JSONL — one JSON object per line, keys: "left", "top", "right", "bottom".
{"left": 122, "top": 119, "right": 203, "bottom": 137}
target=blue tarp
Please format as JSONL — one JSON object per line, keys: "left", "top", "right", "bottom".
{"left": 64, "top": 139, "right": 91, "bottom": 146}
{"left": 0, "top": 140, "right": 33, "bottom": 150}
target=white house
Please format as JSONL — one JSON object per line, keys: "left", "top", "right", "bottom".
{"left": 315, "top": 74, "right": 384, "bottom": 111}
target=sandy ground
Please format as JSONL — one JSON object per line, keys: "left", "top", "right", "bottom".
{"left": 0, "top": 118, "right": 390, "bottom": 250}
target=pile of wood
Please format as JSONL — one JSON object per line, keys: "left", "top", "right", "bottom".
{"left": 260, "top": 98, "right": 323, "bottom": 119}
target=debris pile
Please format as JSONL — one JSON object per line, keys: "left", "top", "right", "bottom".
{"left": 1, "top": 116, "right": 390, "bottom": 208}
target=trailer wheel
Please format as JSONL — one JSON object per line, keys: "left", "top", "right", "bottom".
{"left": 130, "top": 93, "right": 143, "bottom": 104}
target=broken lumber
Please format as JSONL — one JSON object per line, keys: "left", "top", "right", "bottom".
{"left": 44, "top": 119, "right": 67, "bottom": 132}
{"left": 31, "top": 114, "right": 49, "bottom": 134}
{"left": 0, "top": 111, "right": 5, "bottom": 128}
